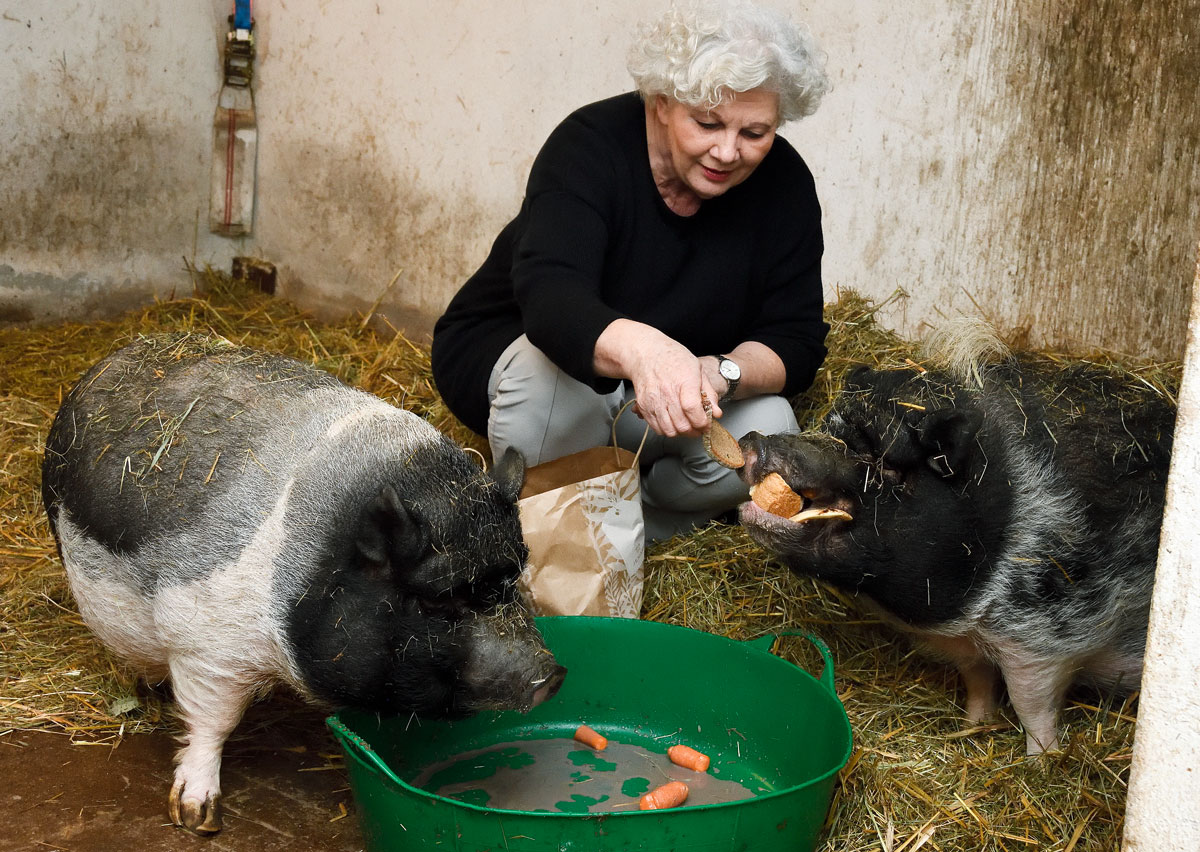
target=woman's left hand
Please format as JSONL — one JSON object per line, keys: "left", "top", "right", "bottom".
{"left": 593, "top": 319, "right": 719, "bottom": 437}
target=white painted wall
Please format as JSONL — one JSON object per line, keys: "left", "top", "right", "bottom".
{"left": 3, "top": 1, "right": 1197, "bottom": 351}
{"left": 1123, "top": 245, "right": 1200, "bottom": 851}
{"left": 251, "top": 0, "right": 634, "bottom": 328}
{"left": 1, "top": 2, "right": 233, "bottom": 321}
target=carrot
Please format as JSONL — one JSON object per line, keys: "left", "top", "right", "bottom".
{"left": 573, "top": 724, "right": 608, "bottom": 751}
{"left": 667, "top": 743, "right": 711, "bottom": 772}
{"left": 639, "top": 780, "right": 690, "bottom": 810}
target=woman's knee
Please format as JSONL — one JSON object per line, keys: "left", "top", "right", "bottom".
{"left": 722, "top": 394, "right": 798, "bottom": 439}
{"left": 487, "top": 336, "right": 614, "bottom": 464}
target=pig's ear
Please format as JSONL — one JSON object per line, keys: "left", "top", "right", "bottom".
{"left": 492, "top": 447, "right": 526, "bottom": 503}
{"left": 916, "top": 408, "right": 982, "bottom": 477}
{"left": 356, "top": 484, "right": 425, "bottom": 569}
{"left": 844, "top": 364, "right": 874, "bottom": 385}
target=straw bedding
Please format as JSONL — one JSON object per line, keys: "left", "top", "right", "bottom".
{"left": 1, "top": 269, "right": 1177, "bottom": 850}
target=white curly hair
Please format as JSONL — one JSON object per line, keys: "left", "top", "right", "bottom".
{"left": 626, "top": 0, "right": 830, "bottom": 124}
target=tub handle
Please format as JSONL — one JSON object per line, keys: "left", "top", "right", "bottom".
{"left": 744, "top": 631, "right": 836, "bottom": 694}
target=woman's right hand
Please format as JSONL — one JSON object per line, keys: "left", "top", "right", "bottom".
{"left": 593, "top": 319, "right": 720, "bottom": 437}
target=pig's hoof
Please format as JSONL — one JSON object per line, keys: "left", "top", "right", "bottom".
{"left": 169, "top": 778, "right": 223, "bottom": 834}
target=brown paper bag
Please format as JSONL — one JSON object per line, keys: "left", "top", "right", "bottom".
{"left": 517, "top": 443, "right": 645, "bottom": 618}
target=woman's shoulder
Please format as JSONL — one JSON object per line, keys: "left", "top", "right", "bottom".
{"left": 736, "top": 134, "right": 819, "bottom": 214}
{"left": 529, "top": 92, "right": 645, "bottom": 193}
{"left": 561, "top": 92, "right": 644, "bottom": 133}
{"left": 543, "top": 92, "right": 644, "bottom": 157}
{"left": 759, "top": 134, "right": 816, "bottom": 188}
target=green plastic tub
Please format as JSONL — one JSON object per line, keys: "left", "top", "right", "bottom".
{"left": 328, "top": 616, "right": 852, "bottom": 852}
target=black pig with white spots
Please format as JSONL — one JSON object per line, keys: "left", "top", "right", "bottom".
{"left": 739, "top": 322, "right": 1172, "bottom": 754}
{"left": 41, "top": 333, "right": 565, "bottom": 834}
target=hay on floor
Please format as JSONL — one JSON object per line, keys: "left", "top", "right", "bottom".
{"left": 0, "top": 269, "right": 1174, "bottom": 851}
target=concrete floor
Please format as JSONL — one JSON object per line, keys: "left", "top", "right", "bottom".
{"left": 0, "top": 695, "right": 365, "bottom": 852}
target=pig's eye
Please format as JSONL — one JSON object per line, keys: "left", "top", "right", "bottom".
{"left": 419, "top": 596, "right": 465, "bottom": 619}
{"left": 466, "top": 573, "right": 512, "bottom": 606}
{"left": 841, "top": 425, "right": 875, "bottom": 455}
{"left": 880, "top": 463, "right": 904, "bottom": 485}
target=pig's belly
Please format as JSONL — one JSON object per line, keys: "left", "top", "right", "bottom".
{"left": 54, "top": 511, "right": 294, "bottom": 683}
{"left": 1082, "top": 648, "right": 1144, "bottom": 691}
{"left": 58, "top": 526, "right": 170, "bottom": 676}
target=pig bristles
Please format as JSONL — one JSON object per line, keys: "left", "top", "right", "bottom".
{"left": 4, "top": 274, "right": 1177, "bottom": 852}
{"left": 918, "top": 317, "right": 1012, "bottom": 388}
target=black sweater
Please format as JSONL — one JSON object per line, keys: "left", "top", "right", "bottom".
{"left": 431, "top": 92, "right": 828, "bottom": 437}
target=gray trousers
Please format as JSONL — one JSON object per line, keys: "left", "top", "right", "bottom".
{"left": 487, "top": 335, "right": 799, "bottom": 541}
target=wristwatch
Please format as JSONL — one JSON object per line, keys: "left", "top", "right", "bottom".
{"left": 716, "top": 354, "right": 741, "bottom": 401}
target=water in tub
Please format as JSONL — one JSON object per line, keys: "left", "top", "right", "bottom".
{"left": 410, "top": 736, "right": 761, "bottom": 813}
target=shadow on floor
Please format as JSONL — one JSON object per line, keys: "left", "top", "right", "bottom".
{"left": 0, "top": 693, "right": 365, "bottom": 852}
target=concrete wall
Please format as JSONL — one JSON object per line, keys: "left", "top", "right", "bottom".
{"left": 1, "top": 2, "right": 231, "bottom": 322}
{"left": 1123, "top": 245, "right": 1200, "bottom": 850}
{"left": 3, "top": 0, "right": 1198, "bottom": 358}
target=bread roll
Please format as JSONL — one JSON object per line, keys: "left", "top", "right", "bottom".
{"left": 750, "top": 472, "right": 805, "bottom": 517}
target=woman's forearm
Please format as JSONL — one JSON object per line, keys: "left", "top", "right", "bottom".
{"left": 700, "top": 341, "right": 787, "bottom": 401}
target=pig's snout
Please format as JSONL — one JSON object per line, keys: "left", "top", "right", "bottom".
{"left": 529, "top": 664, "right": 568, "bottom": 710}
{"left": 458, "top": 617, "right": 568, "bottom": 714}
{"left": 737, "top": 431, "right": 767, "bottom": 482}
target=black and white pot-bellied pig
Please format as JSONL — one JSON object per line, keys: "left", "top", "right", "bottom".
{"left": 41, "top": 333, "right": 565, "bottom": 834}
{"left": 738, "top": 320, "right": 1174, "bottom": 755}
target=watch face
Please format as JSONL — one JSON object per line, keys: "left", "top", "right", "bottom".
{"left": 720, "top": 359, "right": 740, "bottom": 381}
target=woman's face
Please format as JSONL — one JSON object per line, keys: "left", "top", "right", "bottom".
{"left": 653, "top": 88, "right": 780, "bottom": 200}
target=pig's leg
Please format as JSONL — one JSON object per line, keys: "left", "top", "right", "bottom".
{"left": 996, "top": 653, "right": 1071, "bottom": 755}
{"left": 957, "top": 658, "right": 1001, "bottom": 723}
{"left": 919, "top": 635, "right": 1000, "bottom": 722}
{"left": 166, "top": 657, "right": 255, "bottom": 834}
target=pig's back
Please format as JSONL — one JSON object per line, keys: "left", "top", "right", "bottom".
{"left": 41, "top": 334, "right": 431, "bottom": 590}
{"left": 968, "top": 360, "right": 1171, "bottom": 661}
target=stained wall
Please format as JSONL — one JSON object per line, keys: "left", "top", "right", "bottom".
{"left": 3, "top": 1, "right": 1197, "bottom": 358}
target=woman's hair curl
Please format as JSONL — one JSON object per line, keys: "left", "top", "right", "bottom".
{"left": 627, "top": 0, "right": 830, "bottom": 124}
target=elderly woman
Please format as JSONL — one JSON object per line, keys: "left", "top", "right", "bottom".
{"left": 432, "top": 1, "right": 830, "bottom": 541}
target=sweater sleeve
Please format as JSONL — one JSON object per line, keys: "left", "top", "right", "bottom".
{"left": 744, "top": 150, "right": 829, "bottom": 397}
{"left": 509, "top": 115, "right": 629, "bottom": 391}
